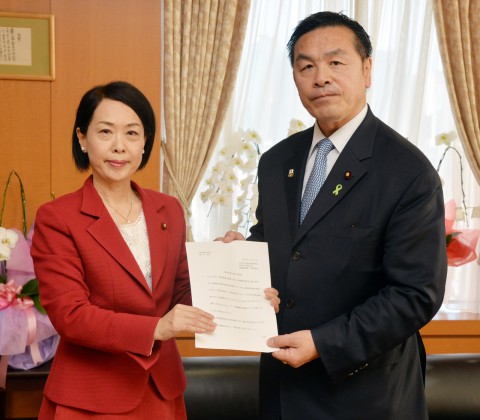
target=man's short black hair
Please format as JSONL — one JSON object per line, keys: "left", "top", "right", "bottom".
{"left": 287, "top": 11, "right": 372, "bottom": 67}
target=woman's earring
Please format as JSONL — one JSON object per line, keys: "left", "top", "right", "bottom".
{"left": 81, "top": 146, "right": 87, "bottom": 153}
{"left": 142, "top": 149, "right": 145, "bottom": 154}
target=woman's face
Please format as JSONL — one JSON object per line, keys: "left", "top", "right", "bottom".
{"left": 77, "top": 99, "right": 146, "bottom": 187}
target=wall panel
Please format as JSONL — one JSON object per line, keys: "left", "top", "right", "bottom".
{"left": 0, "top": 0, "right": 161, "bottom": 231}
{"left": 0, "top": 1, "right": 51, "bottom": 230}
{"left": 50, "top": 0, "right": 161, "bottom": 198}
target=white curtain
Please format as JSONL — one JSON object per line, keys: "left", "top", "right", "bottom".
{"left": 363, "top": 1, "right": 480, "bottom": 314}
{"left": 190, "top": 0, "right": 480, "bottom": 313}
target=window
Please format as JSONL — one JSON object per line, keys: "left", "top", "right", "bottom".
{"left": 191, "top": 0, "right": 480, "bottom": 314}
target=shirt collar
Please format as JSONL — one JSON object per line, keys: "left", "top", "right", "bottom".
{"left": 310, "top": 104, "right": 368, "bottom": 155}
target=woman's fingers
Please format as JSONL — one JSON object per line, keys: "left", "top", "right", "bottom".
{"left": 155, "top": 305, "right": 216, "bottom": 340}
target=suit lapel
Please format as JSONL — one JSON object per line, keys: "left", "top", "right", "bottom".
{"left": 140, "top": 189, "right": 167, "bottom": 292}
{"left": 294, "top": 110, "right": 379, "bottom": 245}
{"left": 81, "top": 177, "right": 151, "bottom": 293}
{"left": 284, "top": 127, "right": 313, "bottom": 238}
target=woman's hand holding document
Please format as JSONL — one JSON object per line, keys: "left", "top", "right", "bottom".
{"left": 186, "top": 241, "right": 279, "bottom": 353}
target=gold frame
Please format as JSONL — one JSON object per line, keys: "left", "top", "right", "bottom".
{"left": 0, "top": 12, "right": 55, "bottom": 81}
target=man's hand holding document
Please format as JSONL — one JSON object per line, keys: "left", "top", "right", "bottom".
{"left": 186, "top": 241, "right": 279, "bottom": 353}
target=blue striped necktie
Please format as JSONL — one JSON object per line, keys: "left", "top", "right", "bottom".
{"left": 300, "top": 138, "right": 334, "bottom": 224}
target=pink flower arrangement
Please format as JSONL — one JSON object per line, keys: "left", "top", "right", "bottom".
{"left": 445, "top": 199, "right": 479, "bottom": 267}
{"left": 0, "top": 171, "right": 58, "bottom": 390}
{"left": 0, "top": 279, "right": 35, "bottom": 310}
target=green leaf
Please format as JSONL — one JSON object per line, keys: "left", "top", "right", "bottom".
{"left": 18, "top": 278, "right": 39, "bottom": 296}
{"left": 446, "top": 232, "right": 461, "bottom": 245}
{"left": 32, "top": 294, "right": 47, "bottom": 315}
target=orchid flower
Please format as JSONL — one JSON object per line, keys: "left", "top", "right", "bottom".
{"left": 288, "top": 119, "right": 307, "bottom": 136}
{"left": 0, "top": 242, "right": 12, "bottom": 262}
{"left": 201, "top": 120, "right": 303, "bottom": 235}
{"left": 435, "top": 130, "right": 457, "bottom": 146}
{"left": 0, "top": 227, "right": 19, "bottom": 248}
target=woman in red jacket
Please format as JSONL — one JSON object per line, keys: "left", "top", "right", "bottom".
{"left": 31, "top": 81, "right": 217, "bottom": 419}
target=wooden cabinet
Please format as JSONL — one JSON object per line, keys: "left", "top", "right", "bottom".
{"left": 421, "top": 313, "right": 480, "bottom": 354}
{"left": 177, "top": 316, "right": 480, "bottom": 357}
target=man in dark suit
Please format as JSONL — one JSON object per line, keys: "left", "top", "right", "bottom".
{"left": 221, "top": 11, "right": 447, "bottom": 419}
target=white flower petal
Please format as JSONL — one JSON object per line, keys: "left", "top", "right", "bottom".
{"left": 435, "top": 130, "right": 457, "bottom": 146}
{"left": 200, "top": 189, "right": 215, "bottom": 203}
{"left": 212, "top": 161, "right": 227, "bottom": 173}
{"left": 224, "top": 170, "right": 238, "bottom": 183}
{"left": 245, "top": 130, "right": 262, "bottom": 144}
{"left": 0, "top": 243, "right": 12, "bottom": 261}
{"left": 219, "top": 146, "right": 234, "bottom": 157}
{"left": 288, "top": 119, "right": 307, "bottom": 136}
{"left": 221, "top": 185, "right": 234, "bottom": 194}
{"left": 242, "top": 158, "right": 258, "bottom": 172}
{"left": 250, "top": 193, "right": 259, "bottom": 209}
{"left": 471, "top": 206, "right": 480, "bottom": 219}
{"left": 2, "top": 228, "right": 18, "bottom": 248}
{"left": 240, "top": 175, "right": 255, "bottom": 187}
{"left": 240, "top": 142, "right": 252, "bottom": 152}
{"left": 455, "top": 207, "right": 465, "bottom": 221}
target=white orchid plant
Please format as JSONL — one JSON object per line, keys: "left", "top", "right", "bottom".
{"left": 200, "top": 119, "right": 308, "bottom": 235}
{"left": 200, "top": 129, "right": 261, "bottom": 234}
{"left": 0, "top": 170, "right": 44, "bottom": 314}
{"left": 435, "top": 131, "right": 480, "bottom": 224}
{"left": 0, "top": 226, "right": 18, "bottom": 265}
{"left": 435, "top": 131, "right": 480, "bottom": 266}
{"left": 0, "top": 171, "right": 58, "bottom": 374}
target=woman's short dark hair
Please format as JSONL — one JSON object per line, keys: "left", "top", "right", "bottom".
{"left": 72, "top": 81, "right": 156, "bottom": 171}
{"left": 287, "top": 11, "right": 372, "bottom": 67}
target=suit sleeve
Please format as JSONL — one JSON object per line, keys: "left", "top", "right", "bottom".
{"left": 170, "top": 197, "right": 192, "bottom": 307}
{"left": 312, "top": 167, "right": 447, "bottom": 381}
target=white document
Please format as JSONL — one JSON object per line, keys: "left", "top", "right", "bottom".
{"left": 186, "top": 241, "right": 278, "bottom": 353}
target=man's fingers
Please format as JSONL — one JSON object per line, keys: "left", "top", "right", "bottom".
{"left": 214, "top": 231, "right": 245, "bottom": 242}
{"left": 264, "top": 287, "right": 279, "bottom": 297}
{"left": 268, "top": 334, "right": 292, "bottom": 348}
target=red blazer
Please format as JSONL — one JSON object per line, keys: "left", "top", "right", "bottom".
{"left": 31, "top": 176, "right": 192, "bottom": 414}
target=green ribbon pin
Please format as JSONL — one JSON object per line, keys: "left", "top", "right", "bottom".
{"left": 332, "top": 184, "right": 343, "bottom": 196}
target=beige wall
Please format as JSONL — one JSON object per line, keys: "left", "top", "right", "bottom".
{"left": 0, "top": 0, "right": 161, "bottom": 231}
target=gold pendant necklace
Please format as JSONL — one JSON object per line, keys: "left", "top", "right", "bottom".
{"left": 102, "top": 193, "right": 133, "bottom": 223}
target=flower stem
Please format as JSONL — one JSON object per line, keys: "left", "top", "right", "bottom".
{"left": 0, "top": 170, "right": 28, "bottom": 237}
{"left": 436, "top": 146, "right": 469, "bottom": 227}
{"left": 0, "top": 260, "right": 6, "bottom": 282}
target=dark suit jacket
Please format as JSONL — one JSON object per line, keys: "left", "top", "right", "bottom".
{"left": 249, "top": 109, "right": 447, "bottom": 420}
{"left": 31, "top": 176, "right": 191, "bottom": 414}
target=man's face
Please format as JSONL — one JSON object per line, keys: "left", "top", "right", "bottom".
{"left": 293, "top": 25, "right": 372, "bottom": 137}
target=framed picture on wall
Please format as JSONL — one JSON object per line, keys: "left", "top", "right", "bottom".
{"left": 0, "top": 12, "right": 55, "bottom": 81}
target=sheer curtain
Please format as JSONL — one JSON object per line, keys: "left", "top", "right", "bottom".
{"left": 191, "top": 0, "right": 349, "bottom": 240}
{"left": 162, "top": 0, "right": 251, "bottom": 240}
{"left": 434, "top": 0, "right": 480, "bottom": 185}
{"left": 362, "top": 1, "right": 480, "bottom": 314}
{"left": 190, "top": 0, "right": 480, "bottom": 313}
